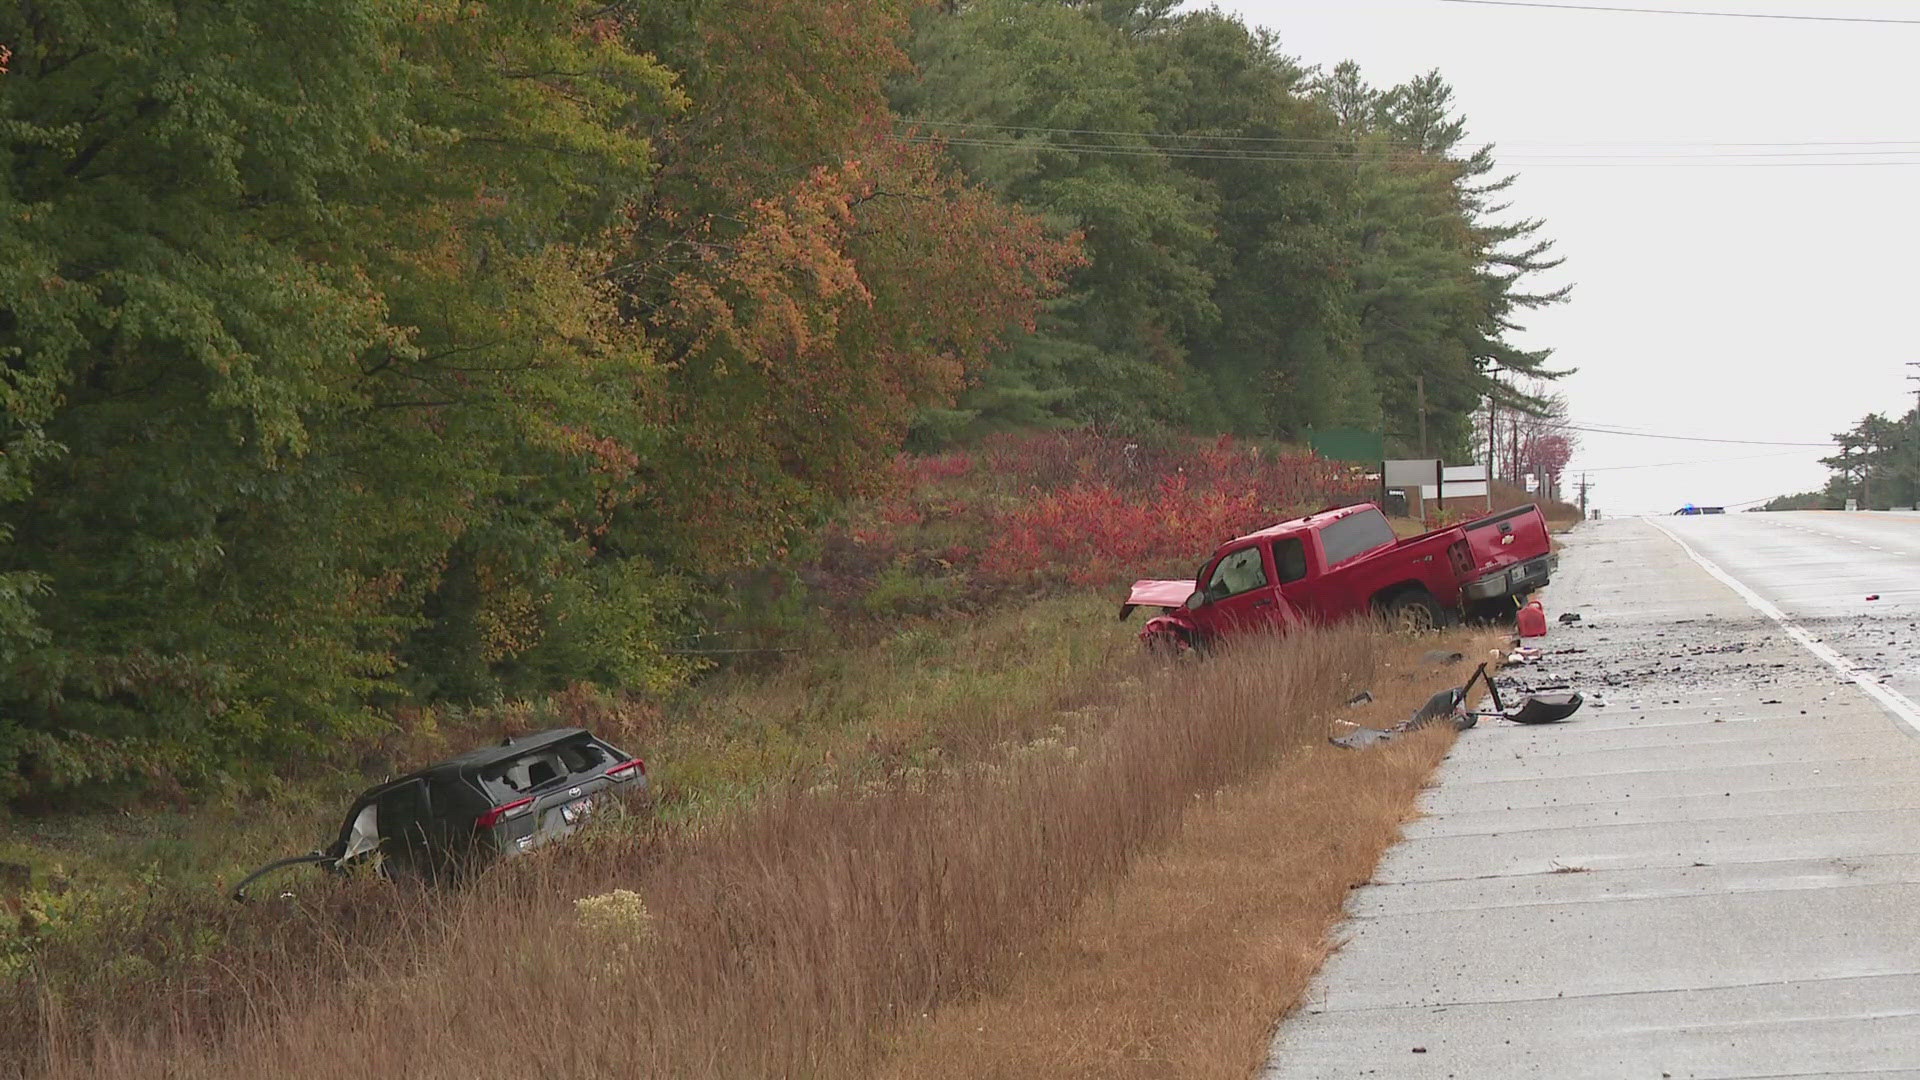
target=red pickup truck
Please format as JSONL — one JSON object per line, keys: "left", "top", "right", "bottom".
{"left": 1119, "top": 503, "right": 1555, "bottom": 649}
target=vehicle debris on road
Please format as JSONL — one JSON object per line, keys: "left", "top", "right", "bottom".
{"left": 1331, "top": 663, "right": 1583, "bottom": 749}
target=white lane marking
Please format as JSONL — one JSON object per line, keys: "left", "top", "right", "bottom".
{"left": 1646, "top": 518, "right": 1920, "bottom": 738}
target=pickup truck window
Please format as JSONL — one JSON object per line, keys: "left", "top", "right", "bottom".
{"left": 1273, "top": 537, "right": 1308, "bottom": 583}
{"left": 1318, "top": 509, "right": 1395, "bottom": 567}
{"left": 1205, "top": 546, "right": 1268, "bottom": 600}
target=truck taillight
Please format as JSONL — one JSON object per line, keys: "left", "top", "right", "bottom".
{"left": 607, "top": 758, "right": 646, "bottom": 782}
{"left": 476, "top": 795, "right": 535, "bottom": 830}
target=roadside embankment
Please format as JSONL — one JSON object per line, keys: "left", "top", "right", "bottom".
{"left": 25, "top": 622, "right": 1494, "bottom": 1080}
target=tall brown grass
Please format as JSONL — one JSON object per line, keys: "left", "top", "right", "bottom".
{"left": 876, "top": 638, "right": 1490, "bottom": 1079}
{"left": 32, "top": 625, "right": 1417, "bottom": 1079}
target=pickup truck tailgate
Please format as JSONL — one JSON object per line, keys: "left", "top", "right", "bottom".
{"left": 1461, "top": 504, "right": 1551, "bottom": 575}
{"left": 1459, "top": 504, "right": 1555, "bottom": 602}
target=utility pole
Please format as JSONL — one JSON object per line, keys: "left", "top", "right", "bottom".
{"left": 1510, "top": 412, "right": 1521, "bottom": 492}
{"left": 1486, "top": 377, "right": 1498, "bottom": 484}
{"left": 1577, "top": 473, "right": 1592, "bottom": 519}
{"left": 1416, "top": 374, "right": 1428, "bottom": 456}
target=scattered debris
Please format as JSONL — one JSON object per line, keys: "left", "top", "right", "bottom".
{"left": 1866, "top": 594, "right": 1881, "bottom": 601}
{"left": 1558, "top": 612, "right": 1582, "bottom": 624}
{"left": 1345, "top": 691, "right": 1374, "bottom": 707}
{"left": 1332, "top": 663, "right": 1583, "bottom": 749}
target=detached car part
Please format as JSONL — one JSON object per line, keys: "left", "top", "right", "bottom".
{"left": 232, "top": 728, "right": 645, "bottom": 901}
{"left": 1331, "top": 663, "right": 1582, "bottom": 750}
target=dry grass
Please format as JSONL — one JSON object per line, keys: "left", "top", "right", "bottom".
{"left": 875, "top": 632, "right": 1499, "bottom": 1080}
{"left": 25, "top": 624, "right": 1495, "bottom": 1080}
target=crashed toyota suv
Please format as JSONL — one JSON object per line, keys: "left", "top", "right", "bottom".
{"left": 233, "top": 728, "right": 646, "bottom": 900}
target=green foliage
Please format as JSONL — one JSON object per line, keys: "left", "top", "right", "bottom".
{"left": 1816, "top": 410, "right": 1918, "bottom": 510}
{"left": 861, "top": 564, "right": 966, "bottom": 618}
{"left": 0, "top": 0, "right": 1076, "bottom": 802}
{"left": 0, "top": 0, "right": 1565, "bottom": 803}
{"left": 896, "top": 3, "right": 1569, "bottom": 456}
{"left": 0, "top": 0, "right": 695, "bottom": 796}
{"left": 1754, "top": 491, "right": 1833, "bottom": 512}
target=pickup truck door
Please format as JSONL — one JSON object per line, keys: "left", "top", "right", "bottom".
{"left": 1190, "top": 543, "right": 1294, "bottom": 638}
{"left": 1269, "top": 534, "right": 1323, "bottom": 620}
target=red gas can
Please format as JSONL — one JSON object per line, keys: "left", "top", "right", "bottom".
{"left": 1517, "top": 600, "right": 1547, "bottom": 638}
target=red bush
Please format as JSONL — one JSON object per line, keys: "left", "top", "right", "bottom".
{"left": 853, "top": 432, "right": 1376, "bottom": 591}
{"left": 809, "top": 431, "right": 1376, "bottom": 617}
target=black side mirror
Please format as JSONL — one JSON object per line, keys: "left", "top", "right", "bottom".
{"left": 1185, "top": 589, "right": 1207, "bottom": 610}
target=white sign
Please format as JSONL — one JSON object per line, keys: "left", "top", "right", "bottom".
{"left": 1383, "top": 458, "right": 1442, "bottom": 487}
{"left": 1418, "top": 464, "right": 1489, "bottom": 500}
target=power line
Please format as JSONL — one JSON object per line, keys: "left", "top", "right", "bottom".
{"left": 1439, "top": 0, "right": 1920, "bottom": 25}
{"left": 901, "top": 127, "right": 1920, "bottom": 159}
{"left": 1559, "top": 422, "right": 1835, "bottom": 446}
{"left": 903, "top": 119, "right": 1920, "bottom": 151}
{"left": 1573, "top": 449, "right": 1816, "bottom": 471}
{"left": 887, "top": 133, "right": 1920, "bottom": 168}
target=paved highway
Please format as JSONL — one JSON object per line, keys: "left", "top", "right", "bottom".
{"left": 1664, "top": 511, "right": 1920, "bottom": 728}
{"left": 1265, "top": 512, "right": 1920, "bottom": 1079}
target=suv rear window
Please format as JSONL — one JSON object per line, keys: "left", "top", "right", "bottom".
{"left": 477, "top": 738, "right": 610, "bottom": 800}
{"left": 1318, "top": 509, "right": 1395, "bottom": 568}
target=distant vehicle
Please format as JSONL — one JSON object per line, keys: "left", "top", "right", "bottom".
{"left": 1118, "top": 502, "right": 1557, "bottom": 649}
{"left": 1673, "top": 505, "right": 1725, "bottom": 515}
{"left": 233, "top": 728, "right": 646, "bottom": 900}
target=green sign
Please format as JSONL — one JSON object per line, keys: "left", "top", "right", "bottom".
{"left": 1308, "top": 427, "right": 1384, "bottom": 464}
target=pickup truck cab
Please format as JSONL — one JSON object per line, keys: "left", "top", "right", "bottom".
{"left": 1120, "top": 503, "right": 1555, "bottom": 650}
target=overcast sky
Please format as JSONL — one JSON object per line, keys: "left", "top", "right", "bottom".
{"left": 1215, "top": 0, "right": 1919, "bottom": 515}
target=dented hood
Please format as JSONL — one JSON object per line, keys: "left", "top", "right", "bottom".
{"left": 1125, "top": 579, "right": 1197, "bottom": 609}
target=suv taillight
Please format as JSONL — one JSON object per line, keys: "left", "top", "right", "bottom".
{"left": 607, "top": 758, "right": 646, "bottom": 782}
{"left": 476, "top": 795, "right": 535, "bottom": 830}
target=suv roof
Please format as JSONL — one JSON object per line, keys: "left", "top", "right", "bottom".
{"left": 428, "top": 727, "right": 595, "bottom": 774}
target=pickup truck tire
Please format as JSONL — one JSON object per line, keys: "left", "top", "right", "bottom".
{"left": 1382, "top": 589, "right": 1445, "bottom": 633}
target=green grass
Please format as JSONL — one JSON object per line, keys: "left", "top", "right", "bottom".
{"left": 0, "top": 593, "right": 1134, "bottom": 903}
{"left": 647, "top": 594, "right": 1131, "bottom": 818}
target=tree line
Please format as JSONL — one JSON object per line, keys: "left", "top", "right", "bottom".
{"left": 0, "top": 0, "right": 1565, "bottom": 798}
{"left": 1761, "top": 410, "right": 1920, "bottom": 511}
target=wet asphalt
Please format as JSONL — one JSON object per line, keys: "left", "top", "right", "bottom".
{"left": 1264, "top": 513, "right": 1920, "bottom": 1079}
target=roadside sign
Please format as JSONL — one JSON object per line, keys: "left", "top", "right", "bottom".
{"left": 1309, "top": 427, "right": 1384, "bottom": 464}
{"left": 1384, "top": 459, "right": 1442, "bottom": 487}
{"left": 1417, "top": 465, "right": 1489, "bottom": 501}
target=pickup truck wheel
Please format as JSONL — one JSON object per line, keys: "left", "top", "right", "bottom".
{"left": 1384, "top": 590, "right": 1444, "bottom": 633}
